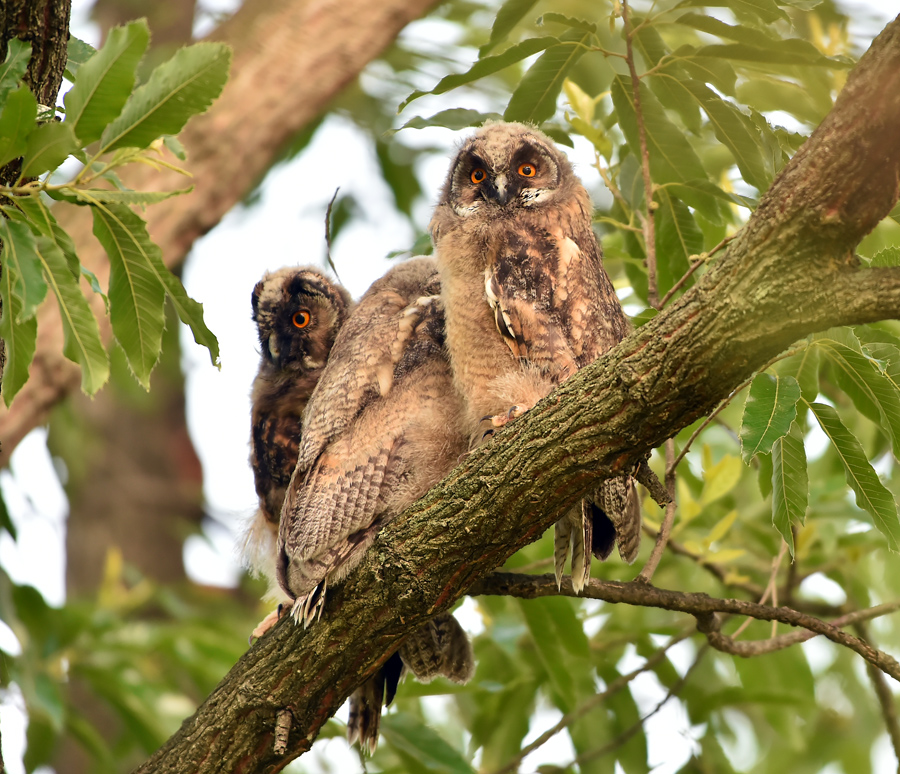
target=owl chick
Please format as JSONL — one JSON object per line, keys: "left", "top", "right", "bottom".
{"left": 244, "top": 266, "right": 352, "bottom": 583}
{"left": 430, "top": 121, "right": 641, "bottom": 590}
{"left": 276, "top": 257, "right": 474, "bottom": 751}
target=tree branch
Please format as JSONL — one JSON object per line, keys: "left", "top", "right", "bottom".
{"left": 133, "top": 16, "right": 900, "bottom": 772}
{"left": 474, "top": 574, "right": 900, "bottom": 680}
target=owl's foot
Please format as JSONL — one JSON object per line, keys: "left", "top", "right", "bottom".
{"left": 290, "top": 581, "right": 327, "bottom": 628}
{"left": 249, "top": 605, "right": 284, "bottom": 642}
{"left": 482, "top": 404, "right": 528, "bottom": 429}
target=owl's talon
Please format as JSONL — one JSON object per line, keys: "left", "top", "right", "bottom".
{"left": 481, "top": 429, "right": 495, "bottom": 441}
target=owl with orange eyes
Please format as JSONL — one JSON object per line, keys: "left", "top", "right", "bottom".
{"left": 244, "top": 266, "right": 353, "bottom": 580}
{"left": 430, "top": 121, "right": 642, "bottom": 590}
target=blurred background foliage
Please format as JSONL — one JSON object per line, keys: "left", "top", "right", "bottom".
{"left": 2, "top": 0, "right": 900, "bottom": 772}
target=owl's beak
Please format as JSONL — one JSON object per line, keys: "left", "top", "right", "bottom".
{"left": 484, "top": 174, "right": 510, "bottom": 206}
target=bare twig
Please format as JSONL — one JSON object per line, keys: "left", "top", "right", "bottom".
{"left": 634, "top": 458, "right": 671, "bottom": 506}
{"left": 637, "top": 440, "right": 677, "bottom": 583}
{"left": 658, "top": 234, "right": 736, "bottom": 308}
{"left": 471, "top": 573, "right": 900, "bottom": 680}
{"left": 706, "top": 603, "right": 900, "bottom": 658}
{"left": 489, "top": 629, "right": 694, "bottom": 774}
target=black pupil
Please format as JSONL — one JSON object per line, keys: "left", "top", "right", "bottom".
{"left": 474, "top": 170, "right": 483, "bottom": 180}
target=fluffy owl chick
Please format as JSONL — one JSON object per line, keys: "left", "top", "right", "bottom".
{"left": 430, "top": 121, "right": 641, "bottom": 589}
{"left": 244, "top": 266, "right": 352, "bottom": 583}
{"left": 276, "top": 257, "right": 474, "bottom": 751}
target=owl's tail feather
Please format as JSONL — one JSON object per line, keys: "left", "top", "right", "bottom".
{"left": 587, "top": 476, "right": 642, "bottom": 564}
{"left": 554, "top": 509, "right": 592, "bottom": 593}
{"left": 399, "top": 613, "right": 474, "bottom": 685}
{"left": 346, "top": 652, "right": 404, "bottom": 753}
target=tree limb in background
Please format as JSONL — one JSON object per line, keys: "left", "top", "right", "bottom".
{"left": 131, "top": 17, "right": 900, "bottom": 772}
{"left": 0, "top": 0, "right": 442, "bottom": 466}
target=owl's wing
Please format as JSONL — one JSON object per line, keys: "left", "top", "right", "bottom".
{"left": 485, "top": 254, "right": 578, "bottom": 383}
{"left": 297, "top": 258, "right": 441, "bottom": 473}
{"left": 558, "top": 223, "right": 631, "bottom": 365}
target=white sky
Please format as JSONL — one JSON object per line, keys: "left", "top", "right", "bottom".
{"left": 0, "top": 1, "right": 897, "bottom": 772}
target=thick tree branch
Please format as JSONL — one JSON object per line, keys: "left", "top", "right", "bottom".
{"left": 0, "top": 0, "right": 441, "bottom": 465}
{"left": 134, "top": 16, "right": 900, "bottom": 773}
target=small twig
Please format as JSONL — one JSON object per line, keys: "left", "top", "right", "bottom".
{"left": 659, "top": 258, "right": 704, "bottom": 308}
{"left": 732, "top": 539, "right": 788, "bottom": 640}
{"left": 637, "top": 440, "right": 676, "bottom": 583}
{"left": 472, "top": 573, "right": 900, "bottom": 680}
{"left": 324, "top": 187, "right": 344, "bottom": 284}
{"left": 568, "top": 645, "right": 709, "bottom": 770}
{"left": 274, "top": 709, "right": 292, "bottom": 755}
{"left": 489, "top": 629, "right": 694, "bottom": 774}
{"left": 855, "top": 621, "right": 900, "bottom": 767}
{"left": 659, "top": 234, "right": 737, "bottom": 308}
{"left": 634, "top": 458, "right": 671, "bottom": 506}
{"left": 707, "top": 602, "right": 900, "bottom": 658}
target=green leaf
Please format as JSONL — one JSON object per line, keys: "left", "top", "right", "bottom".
{"left": 480, "top": 0, "right": 541, "bottom": 56}
{"left": 869, "top": 246, "right": 900, "bottom": 267}
{"left": 64, "top": 19, "right": 149, "bottom": 145}
{"left": 399, "top": 38, "right": 560, "bottom": 112}
{"left": 0, "top": 226, "right": 39, "bottom": 405}
{"left": 0, "top": 218, "right": 47, "bottom": 321}
{"left": 701, "top": 452, "right": 743, "bottom": 505}
{"left": 398, "top": 108, "right": 503, "bottom": 132}
{"left": 0, "top": 84, "right": 37, "bottom": 168}
{"left": 0, "top": 39, "right": 31, "bottom": 110}
{"left": 682, "top": 80, "right": 771, "bottom": 190}
{"left": 12, "top": 195, "right": 80, "bottom": 277}
{"left": 70, "top": 187, "right": 191, "bottom": 206}
{"left": 99, "top": 42, "right": 231, "bottom": 153}
{"left": 677, "top": 13, "right": 852, "bottom": 68}
{"left": 736, "top": 77, "right": 823, "bottom": 126}
{"left": 740, "top": 373, "right": 801, "bottom": 462}
{"left": 21, "top": 121, "right": 79, "bottom": 177}
{"left": 776, "top": 345, "right": 820, "bottom": 402}
{"left": 771, "top": 422, "right": 808, "bottom": 554}
{"left": 538, "top": 13, "right": 596, "bottom": 33}
{"left": 380, "top": 713, "right": 475, "bottom": 774}
{"left": 504, "top": 30, "right": 592, "bottom": 124}
{"left": 90, "top": 203, "right": 166, "bottom": 387}
{"left": 63, "top": 35, "right": 97, "bottom": 81}
{"left": 517, "top": 598, "right": 575, "bottom": 711}
{"left": 34, "top": 236, "right": 109, "bottom": 394}
{"left": 814, "top": 328, "right": 900, "bottom": 459}
{"left": 809, "top": 401, "right": 900, "bottom": 551}
{"left": 88, "top": 199, "right": 219, "bottom": 371}
{"left": 610, "top": 74, "right": 714, "bottom": 214}
{"left": 655, "top": 188, "right": 702, "bottom": 297}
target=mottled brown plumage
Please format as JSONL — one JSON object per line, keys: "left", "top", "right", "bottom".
{"left": 276, "top": 257, "right": 473, "bottom": 751}
{"left": 244, "top": 266, "right": 352, "bottom": 581}
{"left": 431, "top": 121, "right": 641, "bottom": 590}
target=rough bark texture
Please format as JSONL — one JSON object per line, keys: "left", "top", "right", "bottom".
{"left": 132, "top": 15, "right": 900, "bottom": 774}
{"left": 0, "top": 0, "right": 443, "bottom": 466}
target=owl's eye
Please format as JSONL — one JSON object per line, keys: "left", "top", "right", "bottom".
{"left": 292, "top": 310, "right": 311, "bottom": 329}
{"left": 470, "top": 168, "right": 487, "bottom": 184}
{"left": 518, "top": 163, "right": 537, "bottom": 178}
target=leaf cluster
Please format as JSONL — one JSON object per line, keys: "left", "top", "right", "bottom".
{"left": 0, "top": 20, "right": 231, "bottom": 405}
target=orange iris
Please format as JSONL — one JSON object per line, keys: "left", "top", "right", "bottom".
{"left": 518, "top": 163, "right": 536, "bottom": 177}
{"left": 470, "top": 168, "right": 486, "bottom": 184}
{"left": 292, "top": 310, "right": 311, "bottom": 328}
